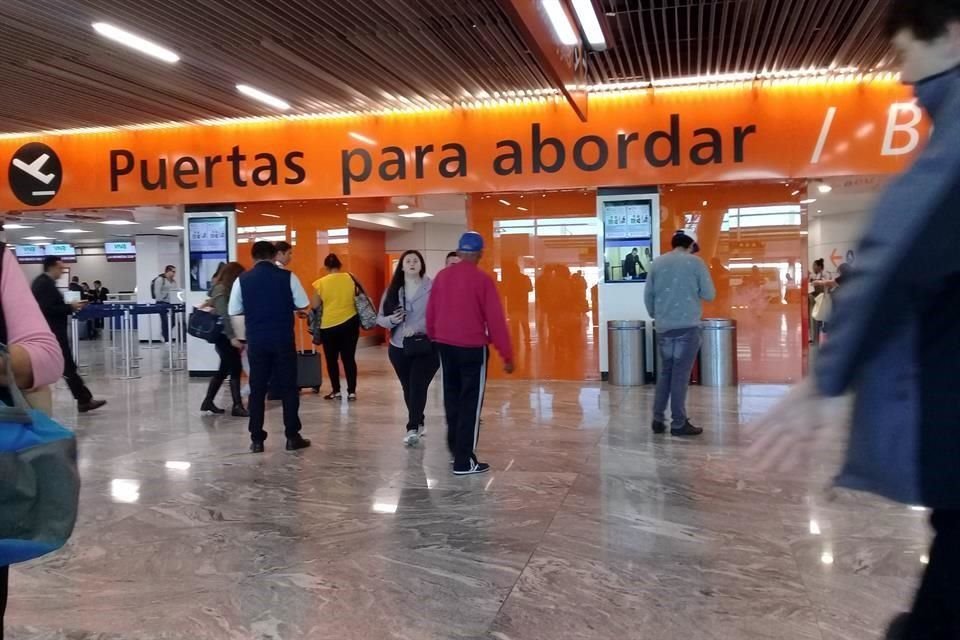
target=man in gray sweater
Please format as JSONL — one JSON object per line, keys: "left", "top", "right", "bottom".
{"left": 644, "top": 231, "right": 716, "bottom": 436}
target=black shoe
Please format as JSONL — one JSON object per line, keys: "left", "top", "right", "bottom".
{"left": 231, "top": 405, "right": 249, "bottom": 418}
{"left": 671, "top": 420, "right": 703, "bottom": 437}
{"left": 324, "top": 392, "right": 341, "bottom": 401}
{"left": 651, "top": 420, "right": 667, "bottom": 434}
{"left": 250, "top": 441, "right": 265, "bottom": 454}
{"left": 201, "top": 401, "right": 225, "bottom": 415}
{"left": 884, "top": 613, "right": 911, "bottom": 640}
{"left": 78, "top": 399, "right": 107, "bottom": 413}
{"left": 453, "top": 460, "right": 491, "bottom": 475}
{"left": 286, "top": 437, "right": 312, "bottom": 451}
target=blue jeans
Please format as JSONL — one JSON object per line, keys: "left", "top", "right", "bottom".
{"left": 653, "top": 327, "right": 702, "bottom": 428}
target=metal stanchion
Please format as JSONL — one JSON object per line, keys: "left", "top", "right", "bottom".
{"left": 162, "top": 306, "right": 184, "bottom": 373}
{"left": 143, "top": 304, "right": 160, "bottom": 349}
{"left": 117, "top": 308, "right": 140, "bottom": 380}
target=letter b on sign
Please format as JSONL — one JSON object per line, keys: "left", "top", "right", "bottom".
{"left": 882, "top": 103, "right": 922, "bottom": 156}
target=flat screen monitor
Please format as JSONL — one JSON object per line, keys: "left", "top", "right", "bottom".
{"left": 187, "top": 217, "right": 228, "bottom": 292}
{"left": 104, "top": 241, "right": 136, "bottom": 262}
{"left": 14, "top": 245, "right": 45, "bottom": 264}
{"left": 601, "top": 198, "right": 654, "bottom": 283}
{"left": 45, "top": 244, "right": 77, "bottom": 263}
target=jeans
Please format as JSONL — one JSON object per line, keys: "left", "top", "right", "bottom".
{"left": 437, "top": 344, "right": 488, "bottom": 467}
{"left": 902, "top": 510, "right": 960, "bottom": 638}
{"left": 653, "top": 327, "right": 702, "bottom": 428}
{"left": 388, "top": 344, "right": 440, "bottom": 432}
{"left": 319, "top": 315, "right": 360, "bottom": 394}
{"left": 247, "top": 342, "right": 302, "bottom": 443}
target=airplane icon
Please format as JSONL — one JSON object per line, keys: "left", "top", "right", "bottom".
{"left": 12, "top": 153, "right": 56, "bottom": 185}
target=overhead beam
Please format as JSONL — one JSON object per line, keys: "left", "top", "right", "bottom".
{"left": 498, "top": 0, "right": 589, "bottom": 121}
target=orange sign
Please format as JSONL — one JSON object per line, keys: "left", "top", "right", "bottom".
{"left": 0, "top": 79, "right": 926, "bottom": 211}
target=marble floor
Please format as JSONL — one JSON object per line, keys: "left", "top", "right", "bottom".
{"left": 6, "top": 343, "right": 928, "bottom": 640}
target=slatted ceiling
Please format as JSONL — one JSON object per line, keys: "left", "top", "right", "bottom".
{"left": 591, "top": 0, "right": 893, "bottom": 83}
{"left": 0, "top": 0, "right": 892, "bottom": 133}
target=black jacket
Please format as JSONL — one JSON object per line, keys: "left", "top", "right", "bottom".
{"left": 32, "top": 273, "right": 73, "bottom": 338}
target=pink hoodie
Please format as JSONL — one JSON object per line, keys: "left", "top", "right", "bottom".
{"left": 426, "top": 260, "right": 513, "bottom": 364}
{"left": 2, "top": 249, "right": 63, "bottom": 388}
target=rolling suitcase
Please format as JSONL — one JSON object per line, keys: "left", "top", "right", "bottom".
{"left": 296, "top": 320, "right": 322, "bottom": 393}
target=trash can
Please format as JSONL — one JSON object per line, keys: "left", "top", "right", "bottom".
{"left": 700, "top": 318, "right": 737, "bottom": 387}
{"left": 607, "top": 320, "right": 646, "bottom": 386}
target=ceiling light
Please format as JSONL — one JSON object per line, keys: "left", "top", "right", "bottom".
{"left": 791, "top": 190, "right": 801, "bottom": 196}
{"left": 498, "top": 199, "right": 511, "bottom": 206}
{"left": 32, "top": 242, "right": 51, "bottom": 246}
{"left": 571, "top": 0, "right": 606, "bottom": 48}
{"left": 24, "top": 236, "right": 53, "bottom": 240}
{"left": 261, "top": 213, "right": 280, "bottom": 219}
{"left": 517, "top": 206, "right": 529, "bottom": 212}
{"left": 399, "top": 212, "right": 434, "bottom": 219}
{"left": 800, "top": 198, "right": 817, "bottom": 205}
{"left": 542, "top": 0, "right": 579, "bottom": 46}
{"left": 92, "top": 23, "right": 180, "bottom": 64}
{"left": 236, "top": 84, "right": 291, "bottom": 111}
{"left": 702, "top": 200, "right": 709, "bottom": 206}
{"left": 2, "top": 224, "right": 33, "bottom": 230}
{"left": 349, "top": 132, "right": 376, "bottom": 145}
{"left": 156, "top": 225, "right": 184, "bottom": 231}
{"left": 57, "top": 229, "right": 90, "bottom": 234}
{"left": 817, "top": 183, "right": 833, "bottom": 194}
{"left": 98, "top": 220, "right": 139, "bottom": 225}
{"left": 397, "top": 204, "right": 410, "bottom": 210}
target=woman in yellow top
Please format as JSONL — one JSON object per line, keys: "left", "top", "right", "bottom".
{"left": 312, "top": 254, "right": 361, "bottom": 401}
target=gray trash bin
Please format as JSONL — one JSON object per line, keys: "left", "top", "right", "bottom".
{"left": 700, "top": 318, "right": 737, "bottom": 387}
{"left": 607, "top": 320, "right": 646, "bottom": 386}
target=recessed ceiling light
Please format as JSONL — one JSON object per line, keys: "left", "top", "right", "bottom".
{"left": 98, "top": 220, "right": 139, "bottom": 225}
{"left": 156, "top": 225, "right": 184, "bottom": 231}
{"left": 817, "top": 183, "right": 833, "bottom": 194}
{"left": 397, "top": 204, "right": 410, "bottom": 210}
{"left": 571, "top": 0, "right": 607, "bottom": 48}
{"left": 57, "top": 229, "right": 90, "bottom": 234}
{"left": 32, "top": 242, "right": 51, "bottom": 246}
{"left": 517, "top": 206, "right": 529, "bottom": 211}
{"left": 236, "top": 84, "right": 290, "bottom": 110}
{"left": 399, "top": 212, "right": 434, "bottom": 219}
{"left": 800, "top": 198, "right": 817, "bottom": 205}
{"left": 261, "top": 213, "right": 280, "bottom": 219}
{"left": 542, "top": 0, "right": 579, "bottom": 45}
{"left": 498, "top": 199, "right": 511, "bottom": 206}
{"left": 791, "top": 190, "right": 801, "bottom": 196}
{"left": 2, "top": 224, "right": 33, "bottom": 230}
{"left": 92, "top": 22, "right": 180, "bottom": 63}
{"left": 23, "top": 236, "right": 53, "bottom": 240}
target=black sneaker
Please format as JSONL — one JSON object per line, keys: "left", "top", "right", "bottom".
{"left": 201, "top": 401, "right": 224, "bottom": 415}
{"left": 651, "top": 420, "right": 667, "bottom": 434}
{"left": 79, "top": 399, "right": 107, "bottom": 413}
{"left": 250, "top": 441, "right": 265, "bottom": 454}
{"left": 231, "top": 405, "right": 249, "bottom": 418}
{"left": 671, "top": 420, "right": 703, "bottom": 437}
{"left": 453, "top": 460, "right": 491, "bottom": 476}
{"left": 286, "top": 437, "right": 312, "bottom": 451}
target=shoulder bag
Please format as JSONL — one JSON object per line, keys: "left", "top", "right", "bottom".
{"left": 812, "top": 292, "right": 833, "bottom": 322}
{"left": 349, "top": 275, "right": 378, "bottom": 330}
{"left": 187, "top": 307, "right": 223, "bottom": 343}
{"left": 0, "top": 344, "right": 80, "bottom": 565}
{"left": 397, "top": 288, "right": 432, "bottom": 356}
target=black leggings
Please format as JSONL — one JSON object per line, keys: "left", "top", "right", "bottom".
{"left": 320, "top": 315, "right": 360, "bottom": 394}
{"left": 213, "top": 335, "right": 243, "bottom": 385}
{"left": 388, "top": 344, "right": 440, "bottom": 431}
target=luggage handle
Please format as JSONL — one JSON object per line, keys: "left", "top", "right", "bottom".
{"left": 0, "top": 343, "right": 36, "bottom": 424}
{"left": 297, "top": 314, "right": 317, "bottom": 354}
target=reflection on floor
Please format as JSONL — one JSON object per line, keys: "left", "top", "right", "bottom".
{"left": 7, "top": 344, "right": 926, "bottom": 639}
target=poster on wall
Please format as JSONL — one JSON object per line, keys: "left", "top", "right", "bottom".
{"left": 601, "top": 199, "right": 654, "bottom": 283}
{"left": 104, "top": 241, "right": 136, "bottom": 262}
{"left": 187, "top": 217, "right": 228, "bottom": 292}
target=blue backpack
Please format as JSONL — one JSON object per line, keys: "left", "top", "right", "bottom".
{"left": 0, "top": 345, "right": 80, "bottom": 565}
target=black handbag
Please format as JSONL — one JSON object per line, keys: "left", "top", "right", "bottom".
{"left": 188, "top": 308, "right": 223, "bottom": 344}
{"left": 403, "top": 334, "right": 433, "bottom": 357}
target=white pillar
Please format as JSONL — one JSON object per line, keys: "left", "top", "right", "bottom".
{"left": 135, "top": 235, "right": 183, "bottom": 340}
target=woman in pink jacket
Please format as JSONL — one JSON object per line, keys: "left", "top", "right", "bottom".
{"left": 0, "top": 240, "right": 64, "bottom": 639}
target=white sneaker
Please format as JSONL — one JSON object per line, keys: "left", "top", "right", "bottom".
{"left": 418, "top": 423, "right": 426, "bottom": 437}
{"left": 403, "top": 430, "right": 420, "bottom": 447}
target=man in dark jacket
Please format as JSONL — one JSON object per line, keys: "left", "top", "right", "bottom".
{"left": 228, "top": 241, "right": 311, "bottom": 453}
{"left": 31, "top": 256, "right": 106, "bottom": 413}
{"left": 750, "top": 3, "right": 960, "bottom": 638}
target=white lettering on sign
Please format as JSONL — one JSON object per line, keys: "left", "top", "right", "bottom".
{"left": 810, "top": 107, "right": 837, "bottom": 164}
{"left": 882, "top": 102, "right": 922, "bottom": 156}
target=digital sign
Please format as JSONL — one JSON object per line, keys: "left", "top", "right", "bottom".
{"left": 104, "top": 241, "right": 136, "bottom": 262}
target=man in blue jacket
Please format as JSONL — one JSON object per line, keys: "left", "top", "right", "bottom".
{"left": 229, "top": 241, "right": 311, "bottom": 454}
{"left": 751, "top": 2, "right": 960, "bottom": 638}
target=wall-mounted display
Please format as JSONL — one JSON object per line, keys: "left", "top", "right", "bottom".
{"left": 187, "top": 217, "right": 228, "bottom": 292}
{"left": 601, "top": 198, "right": 654, "bottom": 283}
{"left": 104, "top": 241, "right": 136, "bottom": 262}
{"left": 14, "top": 245, "right": 45, "bottom": 264}
{"left": 44, "top": 244, "right": 77, "bottom": 263}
